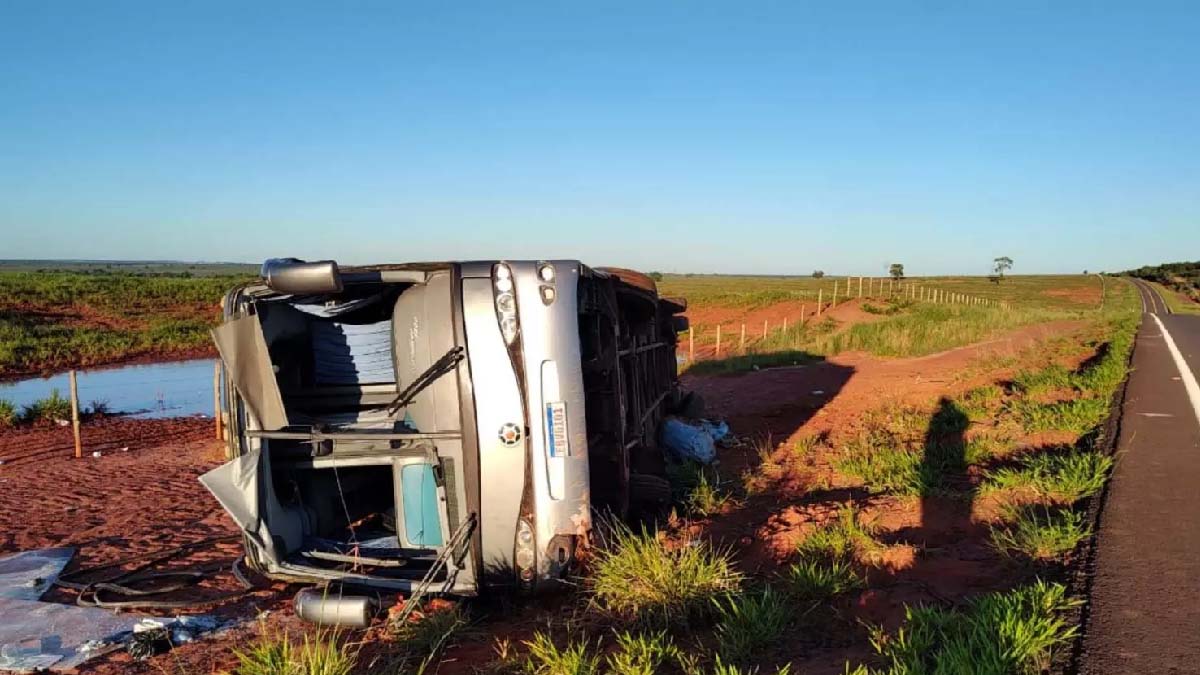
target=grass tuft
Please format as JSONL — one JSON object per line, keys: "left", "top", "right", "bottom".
{"left": 991, "top": 505, "right": 1091, "bottom": 560}
{"left": 985, "top": 450, "right": 1113, "bottom": 502}
{"left": 521, "top": 632, "right": 601, "bottom": 675}
{"left": 589, "top": 522, "right": 742, "bottom": 627}
{"left": 784, "top": 558, "right": 864, "bottom": 603}
{"left": 708, "top": 657, "right": 792, "bottom": 675}
{"left": 606, "top": 630, "right": 680, "bottom": 675}
{"left": 847, "top": 581, "right": 1079, "bottom": 675}
{"left": 669, "top": 462, "right": 735, "bottom": 516}
{"left": 835, "top": 431, "right": 926, "bottom": 496}
{"left": 712, "top": 587, "right": 792, "bottom": 664}
{"left": 1011, "top": 397, "right": 1108, "bottom": 434}
{"left": 20, "top": 389, "right": 72, "bottom": 424}
{"left": 232, "top": 627, "right": 356, "bottom": 675}
{"left": 390, "top": 603, "right": 469, "bottom": 673}
{"left": 795, "top": 504, "right": 883, "bottom": 565}
{"left": 1012, "top": 365, "right": 1072, "bottom": 396}
{"left": 0, "top": 399, "right": 15, "bottom": 427}
{"left": 957, "top": 384, "right": 1005, "bottom": 420}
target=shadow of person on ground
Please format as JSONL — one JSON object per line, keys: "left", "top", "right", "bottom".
{"left": 919, "top": 397, "right": 973, "bottom": 545}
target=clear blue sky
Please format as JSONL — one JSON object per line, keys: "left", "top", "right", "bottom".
{"left": 2, "top": 2, "right": 1197, "bottom": 275}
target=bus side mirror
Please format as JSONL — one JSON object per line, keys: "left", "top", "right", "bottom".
{"left": 261, "top": 258, "right": 344, "bottom": 294}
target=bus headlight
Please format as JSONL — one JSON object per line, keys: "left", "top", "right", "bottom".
{"left": 516, "top": 519, "right": 536, "bottom": 584}
{"left": 493, "top": 264, "right": 519, "bottom": 345}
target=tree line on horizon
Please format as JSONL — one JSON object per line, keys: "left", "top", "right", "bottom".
{"left": 1122, "top": 260, "right": 1200, "bottom": 302}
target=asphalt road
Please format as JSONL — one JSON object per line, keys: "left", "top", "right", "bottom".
{"left": 1081, "top": 279, "right": 1200, "bottom": 674}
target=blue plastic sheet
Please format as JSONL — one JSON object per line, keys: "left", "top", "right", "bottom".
{"left": 660, "top": 418, "right": 729, "bottom": 464}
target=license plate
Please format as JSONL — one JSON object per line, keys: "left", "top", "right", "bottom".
{"left": 546, "top": 401, "right": 569, "bottom": 457}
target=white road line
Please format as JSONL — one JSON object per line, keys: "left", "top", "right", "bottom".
{"left": 1146, "top": 281, "right": 1164, "bottom": 314}
{"left": 1149, "top": 314, "right": 1200, "bottom": 430}
{"left": 1137, "top": 280, "right": 1148, "bottom": 313}
{"left": 1146, "top": 281, "right": 1162, "bottom": 314}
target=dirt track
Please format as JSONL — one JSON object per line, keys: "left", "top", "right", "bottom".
{"left": 0, "top": 417, "right": 293, "bottom": 674}
{"left": 1080, "top": 281, "right": 1200, "bottom": 674}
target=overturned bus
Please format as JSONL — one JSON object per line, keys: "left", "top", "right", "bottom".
{"left": 201, "top": 259, "right": 688, "bottom": 596}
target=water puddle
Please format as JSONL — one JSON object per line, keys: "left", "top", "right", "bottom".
{"left": 0, "top": 359, "right": 217, "bottom": 419}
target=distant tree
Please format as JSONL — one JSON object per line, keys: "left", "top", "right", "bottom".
{"left": 889, "top": 263, "right": 905, "bottom": 280}
{"left": 812, "top": 270, "right": 826, "bottom": 279}
{"left": 1083, "top": 269, "right": 1089, "bottom": 275}
{"left": 992, "top": 256, "right": 1014, "bottom": 282}
{"left": 648, "top": 271, "right": 664, "bottom": 281}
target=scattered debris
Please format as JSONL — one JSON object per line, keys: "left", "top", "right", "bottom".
{"left": 660, "top": 417, "right": 730, "bottom": 464}
{"left": 0, "top": 549, "right": 72, "bottom": 601}
{"left": 0, "top": 549, "right": 227, "bottom": 672}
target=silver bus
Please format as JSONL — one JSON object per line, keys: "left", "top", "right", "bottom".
{"left": 202, "top": 259, "right": 687, "bottom": 596}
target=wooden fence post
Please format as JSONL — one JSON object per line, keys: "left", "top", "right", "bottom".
{"left": 688, "top": 327, "right": 695, "bottom": 363}
{"left": 762, "top": 319, "right": 768, "bottom": 339}
{"left": 817, "top": 289, "right": 823, "bottom": 317}
{"left": 858, "top": 276, "right": 864, "bottom": 298}
{"left": 783, "top": 316, "right": 788, "bottom": 332}
{"left": 832, "top": 280, "right": 838, "bottom": 306}
{"left": 800, "top": 304, "right": 806, "bottom": 324}
{"left": 69, "top": 370, "right": 81, "bottom": 459}
{"left": 740, "top": 323, "right": 746, "bottom": 354}
{"left": 715, "top": 324, "right": 722, "bottom": 358}
{"left": 213, "top": 361, "right": 223, "bottom": 440}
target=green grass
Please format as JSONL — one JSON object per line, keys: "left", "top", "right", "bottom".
{"left": 985, "top": 450, "right": 1113, "bottom": 502}
{"left": 1012, "top": 365, "right": 1072, "bottom": 396}
{"left": 958, "top": 384, "right": 1005, "bottom": 421}
{"left": 661, "top": 274, "right": 1104, "bottom": 312}
{"left": 686, "top": 471, "right": 734, "bottom": 516}
{"left": 784, "top": 558, "right": 865, "bottom": 603}
{"left": 784, "top": 506, "right": 877, "bottom": 603}
{"left": 990, "top": 505, "right": 1091, "bottom": 561}
{"left": 521, "top": 632, "right": 602, "bottom": 675}
{"left": 668, "top": 462, "right": 736, "bottom": 516}
{"left": 390, "top": 603, "right": 470, "bottom": 673}
{"left": 1147, "top": 280, "right": 1200, "bottom": 315}
{"left": 810, "top": 304, "right": 1064, "bottom": 358}
{"left": 589, "top": 523, "right": 742, "bottom": 627}
{"left": 860, "top": 299, "right": 911, "bottom": 316}
{"left": 232, "top": 628, "right": 356, "bottom": 675}
{"left": 606, "top": 631, "right": 681, "bottom": 675}
{"left": 516, "top": 629, "right": 795, "bottom": 675}
{"left": 712, "top": 588, "right": 792, "bottom": 664}
{"left": 845, "top": 581, "right": 1079, "bottom": 675}
{"left": 19, "top": 389, "right": 72, "bottom": 423}
{"left": 0, "top": 399, "right": 15, "bottom": 427}
{"left": 795, "top": 503, "right": 883, "bottom": 564}
{"left": 836, "top": 409, "right": 969, "bottom": 498}
{"left": 1011, "top": 396, "right": 1109, "bottom": 434}
{"left": 677, "top": 274, "right": 1129, "bottom": 375}
{"left": 706, "top": 659, "right": 792, "bottom": 675}
{"left": 835, "top": 431, "right": 926, "bottom": 495}
{"left": 0, "top": 270, "right": 245, "bottom": 377}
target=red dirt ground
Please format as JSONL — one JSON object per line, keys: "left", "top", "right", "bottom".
{"left": 0, "top": 417, "right": 293, "bottom": 675}
{"left": 0, "top": 315, "right": 1092, "bottom": 675}
{"left": 1042, "top": 286, "right": 1102, "bottom": 306}
{"left": 683, "top": 297, "right": 888, "bottom": 359}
